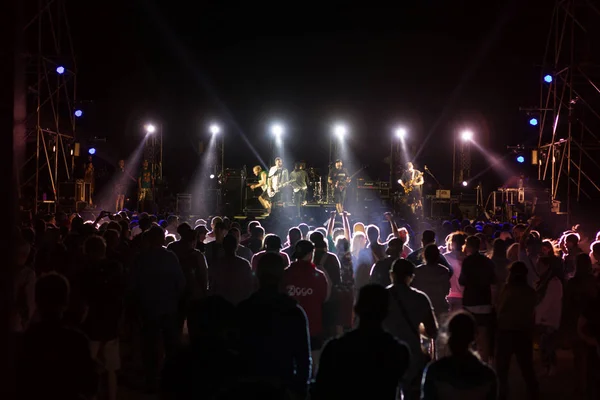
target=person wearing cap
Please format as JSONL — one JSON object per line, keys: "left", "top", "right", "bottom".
{"left": 384, "top": 259, "right": 438, "bottom": 400}
{"left": 369, "top": 237, "right": 404, "bottom": 288}
{"left": 283, "top": 240, "right": 330, "bottom": 375}
{"left": 250, "top": 234, "right": 291, "bottom": 271}
{"left": 328, "top": 159, "right": 350, "bottom": 214}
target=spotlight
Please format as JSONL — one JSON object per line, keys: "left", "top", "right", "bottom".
{"left": 145, "top": 124, "right": 156, "bottom": 134}
{"left": 544, "top": 75, "right": 553, "bottom": 83}
{"left": 209, "top": 174, "right": 215, "bottom": 179}
{"left": 529, "top": 118, "right": 538, "bottom": 126}
{"left": 209, "top": 124, "right": 221, "bottom": 135}
{"left": 56, "top": 66, "right": 65, "bottom": 74}
{"left": 88, "top": 148, "right": 96, "bottom": 155}
{"left": 271, "top": 123, "right": 284, "bottom": 138}
{"left": 516, "top": 155, "right": 525, "bottom": 163}
{"left": 74, "top": 109, "right": 83, "bottom": 118}
{"left": 397, "top": 179, "right": 402, "bottom": 184}
{"left": 334, "top": 124, "right": 347, "bottom": 139}
{"left": 462, "top": 181, "right": 468, "bottom": 187}
{"left": 460, "top": 130, "right": 473, "bottom": 142}
{"left": 395, "top": 127, "right": 407, "bottom": 139}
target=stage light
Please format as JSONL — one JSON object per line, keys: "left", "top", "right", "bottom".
{"left": 462, "top": 180, "right": 468, "bottom": 187}
{"left": 333, "top": 124, "right": 347, "bottom": 139}
{"left": 209, "top": 124, "right": 221, "bottom": 135}
{"left": 74, "top": 109, "right": 83, "bottom": 117}
{"left": 529, "top": 118, "right": 538, "bottom": 126}
{"left": 460, "top": 130, "right": 473, "bottom": 142}
{"left": 209, "top": 174, "right": 215, "bottom": 179}
{"left": 395, "top": 127, "right": 407, "bottom": 139}
{"left": 88, "top": 148, "right": 96, "bottom": 155}
{"left": 270, "top": 123, "right": 284, "bottom": 138}
{"left": 56, "top": 66, "right": 65, "bottom": 74}
{"left": 516, "top": 155, "right": 525, "bottom": 163}
{"left": 145, "top": 124, "right": 156, "bottom": 134}
{"left": 397, "top": 179, "right": 402, "bottom": 184}
{"left": 544, "top": 75, "right": 553, "bottom": 83}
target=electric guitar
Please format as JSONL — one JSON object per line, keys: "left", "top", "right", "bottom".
{"left": 268, "top": 179, "right": 303, "bottom": 197}
{"left": 403, "top": 171, "right": 424, "bottom": 194}
{"left": 334, "top": 167, "right": 365, "bottom": 191}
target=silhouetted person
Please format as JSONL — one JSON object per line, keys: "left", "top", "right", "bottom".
{"left": 422, "top": 311, "right": 498, "bottom": 399}
{"left": 17, "top": 273, "right": 98, "bottom": 400}
{"left": 81, "top": 235, "right": 125, "bottom": 400}
{"left": 162, "top": 296, "right": 238, "bottom": 399}
{"left": 210, "top": 234, "right": 255, "bottom": 305}
{"left": 313, "top": 284, "right": 410, "bottom": 400}
{"left": 282, "top": 227, "right": 302, "bottom": 261}
{"left": 384, "top": 259, "right": 438, "bottom": 400}
{"left": 411, "top": 244, "right": 451, "bottom": 321}
{"left": 369, "top": 237, "right": 403, "bottom": 287}
{"left": 495, "top": 262, "right": 539, "bottom": 400}
{"left": 130, "top": 225, "right": 185, "bottom": 392}
{"left": 237, "top": 252, "right": 311, "bottom": 398}
{"left": 459, "top": 235, "right": 496, "bottom": 362}
{"left": 406, "top": 229, "right": 453, "bottom": 274}
{"left": 168, "top": 227, "right": 208, "bottom": 335}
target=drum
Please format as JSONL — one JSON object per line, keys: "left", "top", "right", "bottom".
{"left": 308, "top": 180, "right": 322, "bottom": 203}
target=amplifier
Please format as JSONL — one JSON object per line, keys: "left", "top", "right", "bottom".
{"left": 176, "top": 193, "right": 192, "bottom": 213}
{"left": 436, "top": 189, "right": 451, "bottom": 199}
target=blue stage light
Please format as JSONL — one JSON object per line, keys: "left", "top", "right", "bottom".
{"left": 516, "top": 155, "right": 525, "bottom": 163}
{"left": 529, "top": 118, "right": 538, "bottom": 126}
{"left": 88, "top": 148, "right": 96, "bottom": 155}
{"left": 56, "top": 66, "right": 65, "bottom": 74}
{"left": 74, "top": 109, "right": 83, "bottom": 117}
{"left": 544, "top": 75, "right": 553, "bottom": 83}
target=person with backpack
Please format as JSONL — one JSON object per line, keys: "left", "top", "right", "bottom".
{"left": 384, "top": 259, "right": 438, "bottom": 400}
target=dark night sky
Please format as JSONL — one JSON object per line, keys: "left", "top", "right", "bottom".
{"left": 67, "top": 0, "right": 552, "bottom": 191}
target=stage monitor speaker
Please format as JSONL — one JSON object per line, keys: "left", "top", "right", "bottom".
{"left": 176, "top": 193, "right": 192, "bottom": 213}
{"left": 458, "top": 204, "right": 481, "bottom": 220}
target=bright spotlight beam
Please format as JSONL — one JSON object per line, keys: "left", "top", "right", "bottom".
{"left": 334, "top": 124, "right": 347, "bottom": 139}
{"left": 209, "top": 124, "right": 221, "bottom": 135}
{"left": 271, "top": 124, "right": 284, "bottom": 137}
{"left": 460, "top": 130, "right": 474, "bottom": 142}
{"left": 395, "top": 127, "right": 407, "bottom": 139}
{"left": 145, "top": 124, "right": 156, "bottom": 134}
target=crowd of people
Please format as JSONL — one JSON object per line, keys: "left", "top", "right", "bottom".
{"left": 11, "top": 208, "right": 600, "bottom": 399}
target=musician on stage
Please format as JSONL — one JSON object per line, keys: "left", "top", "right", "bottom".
{"left": 328, "top": 159, "right": 350, "bottom": 214}
{"left": 249, "top": 165, "right": 271, "bottom": 214}
{"left": 267, "top": 157, "right": 289, "bottom": 204}
{"left": 289, "top": 162, "right": 309, "bottom": 217}
{"left": 400, "top": 162, "right": 424, "bottom": 213}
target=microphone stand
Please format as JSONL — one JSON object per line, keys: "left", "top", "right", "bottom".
{"left": 424, "top": 166, "right": 443, "bottom": 189}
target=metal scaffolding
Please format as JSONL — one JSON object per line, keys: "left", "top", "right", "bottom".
{"left": 18, "top": 0, "right": 78, "bottom": 214}
{"left": 537, "top": 0, "right": 600, "bottom": 224}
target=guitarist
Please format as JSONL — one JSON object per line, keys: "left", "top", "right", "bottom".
{"left": 399, "top": 162, "right": 424, "bottom": 214}
{"left": 328, "top": 159, "right": 351, "bottom": 214}
{"left": 267, "top": 157, "right": 289, "bottom": 204}
{"left": 289, "top": 162, "right": 309, "bottom": 218}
